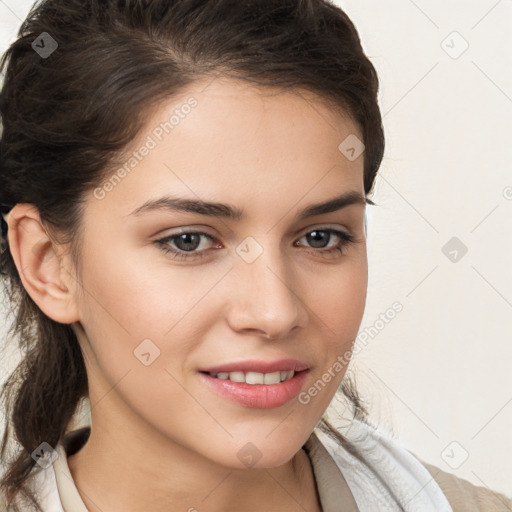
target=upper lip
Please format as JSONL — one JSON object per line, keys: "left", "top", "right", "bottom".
{"left": 199, "top": 359, "right": 310, "bottom": 374}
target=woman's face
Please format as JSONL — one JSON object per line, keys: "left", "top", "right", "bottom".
{"left": 70, "top": 76, "right": 368, "bottom": 468}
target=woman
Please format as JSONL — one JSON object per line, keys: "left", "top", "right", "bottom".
{"left": 0, "top": 1, "right": 510, "bottom": 511}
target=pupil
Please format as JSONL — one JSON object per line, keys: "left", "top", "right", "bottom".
{"left": 307, "top": 230, "right": 328, "bottom": 249}
{"left": 176, "top": 233, "right": 200, "bottom": 251}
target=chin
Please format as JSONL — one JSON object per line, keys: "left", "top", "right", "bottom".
{"left": 204, "top": 432, "right": 306, "bottom": 471}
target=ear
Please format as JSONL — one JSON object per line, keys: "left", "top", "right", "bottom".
{"left": 6, "top": 203, "right": 80, "bottom": 324}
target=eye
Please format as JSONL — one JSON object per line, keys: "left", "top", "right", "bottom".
{"left": 154, "top": 228, "right": 356, "bottom": 261}
{"left": 154, "top": 230, "right": 218, "bottom": 260}
{"left": 294, "top": 228, "right": 356, "bottom": 258}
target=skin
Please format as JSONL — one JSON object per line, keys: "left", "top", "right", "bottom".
{"left": 7, "top": 76, "right": 368, "bottom": 512}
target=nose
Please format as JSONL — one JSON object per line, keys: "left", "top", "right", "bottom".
{"left": 225, "top": 239, "right": 308, "bottom": 340}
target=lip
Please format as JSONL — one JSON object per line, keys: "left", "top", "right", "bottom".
{"left": 198, "top": 358, "right": 310, "bottom": 374}
{"left": 198, "top": 369, "right": 310, "bottom": 409}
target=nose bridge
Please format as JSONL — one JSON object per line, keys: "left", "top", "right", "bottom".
{"left": 228, "top": 235, "right": 305, "bottom": 337}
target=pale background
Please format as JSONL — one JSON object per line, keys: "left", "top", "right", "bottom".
{"left": 1, "top": 0, "right": 511, "bottom": 497}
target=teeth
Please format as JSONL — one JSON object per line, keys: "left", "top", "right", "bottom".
{"left": 263, "top": 372, "right": 280, "bottom": 384}
{"left": 229, "top": 371, "right": 245, "bottom": 383}
{"left": 209, "top": 370, "right": 296, "bottom": 384}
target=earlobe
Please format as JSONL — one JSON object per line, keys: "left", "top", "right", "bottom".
{"left": 6, "top": 203, "right": 80, "bottom": 324}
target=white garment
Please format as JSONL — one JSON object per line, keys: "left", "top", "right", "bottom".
{"left": 315, "top": 417, "right": 453, "bottom": 511}
{"left": 20, "top": 417, "right": 453, "bottom": 511}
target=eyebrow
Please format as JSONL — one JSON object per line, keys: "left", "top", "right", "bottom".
{"left": 128, "top": 190, "right": 367, "bottom": 221}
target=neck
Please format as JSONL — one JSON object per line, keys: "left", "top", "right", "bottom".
{"left": 66, "top": 411, "right": 322, "bottom": 512}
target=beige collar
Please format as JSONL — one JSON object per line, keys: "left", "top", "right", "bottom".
{"left": 304, "top": 431, "right": 359, "bottom": 511}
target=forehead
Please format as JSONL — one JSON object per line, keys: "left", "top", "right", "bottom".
{"left": 87, "top": 76, "right": 365, "bottom": 221}
{"left": 136, "top": 75, "right": 361, "bottom": 154}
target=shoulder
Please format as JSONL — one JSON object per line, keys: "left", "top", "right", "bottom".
{"left": 411, "top": 453, "right": 512, "bottom": 512}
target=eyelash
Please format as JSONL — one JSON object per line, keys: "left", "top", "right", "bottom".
{"left": 154, "top": 228, "right": 356, "bottom": 261}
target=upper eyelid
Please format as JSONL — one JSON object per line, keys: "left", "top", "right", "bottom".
{"left": 160, "top": 224, "right": 349, "bottom": 236}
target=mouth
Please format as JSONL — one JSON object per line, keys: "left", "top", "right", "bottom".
{"left": 198, "top": 368, "right": 310, "bottom": 409}
{"left": 201, "top": 369, "right": 297, "bottom": 384}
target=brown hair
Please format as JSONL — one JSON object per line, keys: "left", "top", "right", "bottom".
{"left": 0, "top": 0, "right": 384, "bottom": 509}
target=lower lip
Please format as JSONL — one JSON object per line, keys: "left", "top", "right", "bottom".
{"left": 199, "top": 370, "right": 309, "bottom": 409}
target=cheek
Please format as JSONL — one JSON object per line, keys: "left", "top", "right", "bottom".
{"left": 74, "top": 241, "right": 232, "bottom": 397}
{"left": 303, "top": 257, "right": 367, "bottom": 402}
{"left": 75, "top": 251, "right": 201, "bottom": 427}
{"left": 78, "top": 238, "right": 220, "bottom": 339}
{"left": 310, "top": 256, "right": 368, "bottom": 343}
